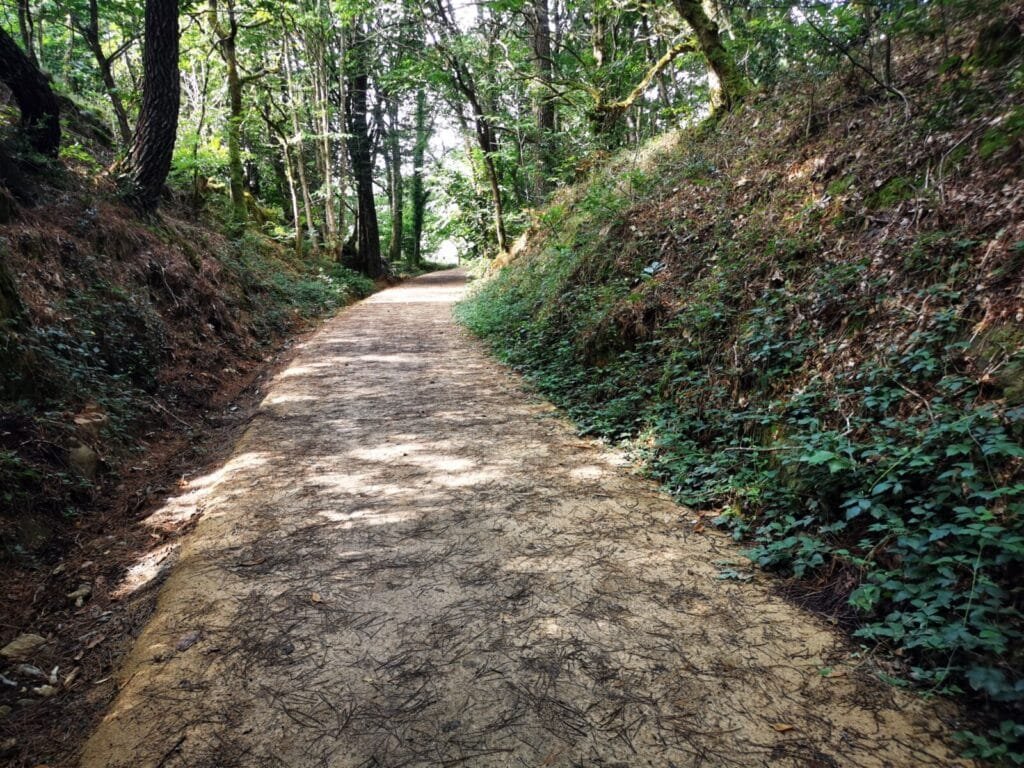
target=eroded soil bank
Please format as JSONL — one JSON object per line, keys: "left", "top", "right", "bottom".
{"left": 82, "top": 270, "right": 971, "bottom": 767}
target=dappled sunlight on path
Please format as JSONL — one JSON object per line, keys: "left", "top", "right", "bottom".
{"left": 82, "top": 269, "right": 969, "bottom": 768}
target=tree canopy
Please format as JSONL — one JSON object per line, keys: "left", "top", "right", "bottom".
{"left": 0, "top": 0, "right": 992, "bottom": 269}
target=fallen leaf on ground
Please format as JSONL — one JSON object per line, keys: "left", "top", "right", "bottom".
{"left": 772, "top": 723, "right": 796, "bottom": 733}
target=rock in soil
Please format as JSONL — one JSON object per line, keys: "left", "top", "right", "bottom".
{"left": 0, "top": 634, "right": 47, "bottom": 660}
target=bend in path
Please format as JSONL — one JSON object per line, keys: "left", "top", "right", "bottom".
{"left": 82, "top": 269, "right": 969, "bottom": 768}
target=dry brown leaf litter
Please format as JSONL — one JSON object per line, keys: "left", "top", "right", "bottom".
{"left": 81, "top": 270, "right": 970, "bottom": 768}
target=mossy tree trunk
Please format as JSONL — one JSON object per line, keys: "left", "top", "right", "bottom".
{"left": 209, "top": 0, "right": 247, "bottom": 224}
{"left": 672, "top": 0, "right": 747, "bottom": 114}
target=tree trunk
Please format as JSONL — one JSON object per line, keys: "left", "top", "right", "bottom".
{"left": 482, "top": 152, "right": 507, "bottom": 252}
{"left": 426, "top": 0, "right": 508, "bottom": 253}
{"left": 283, "top": 35, "right": 319, "bottom": 255}
{"left": 282, "top": 144, "right": 302, "bottom": 255}
{"left": 345, "top": 24, "right": 384, "bottom": 278}
{"left": 0, "top": 26, "right": 61, "bottom": 156}
{"left": 334, "top": 24, "right": 350, "bottom": 258}
{"left": 17, "top": 0, "right": 36, "bottom": 64}
{"left": 409, "top": 87, "right": 428, "bottom": 268}
{"left": 590, "top": 38, "right": 695, "bottom": 137}
{"left": 188, "top": 60, "right": 210, "bottom": 209}
{"left": 262, "top": 107, "right": 303, "bottom": 256}
{"left": 209, "top": 0, "right": 247, "bottom": 222}
{"left": 77, "top": 0, "right": 133, "bottom": 147}
{"left": 386, "top": 95, "right": 403, "bottom": 266}
{"left": 123, "top": 0, "right": 180, "bottom": 214}
{"left": 305, "top": 6, "right": 338, "bottom": 254}
{"left": 526, "top": 0, "right": 555, "bottom": 199}
{"left": 671, "top": 0, "right": 746, "bottom": 113}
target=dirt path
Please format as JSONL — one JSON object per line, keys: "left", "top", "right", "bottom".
{"left": 81, "top": 270, "right": 969, "bottom": 768}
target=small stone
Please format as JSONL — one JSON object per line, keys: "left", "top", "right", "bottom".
{"left": 148, "top": 643, "right": 171, "bottom": 663}
{"left": 0, "top": 705, "right": 10, "bottom": 719}
{"left": 1, "top": 634, "right": 46, "bottom": 660}
{"left": 32, "top": 685, "right": 57, "bottom": 698}
{"left": 67, "top": 584, "right": 92, "bottom": 607}
{"left": 13, "top": 664, "right": 45, "bottom": 680}
{"left": 176, "top": 631, "right": 201, "bottom": 652}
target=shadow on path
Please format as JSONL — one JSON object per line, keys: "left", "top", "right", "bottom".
{"left": 81, "top": 269, "right": 969, "bottom": 768}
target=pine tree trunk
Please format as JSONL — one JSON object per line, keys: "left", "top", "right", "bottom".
{"left": 345, "top": 25, "right": 383, "bottom": 279}
{"left": 122, "top": 0, "right": 179, "bottom": 214}
{"left": 0, "top": 26, "right": 61, "bottom": 156}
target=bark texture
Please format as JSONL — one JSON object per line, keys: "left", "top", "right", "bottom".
{"left": 123, "top": 0, "right": 180, "bottom": 214}
{"left": 526, "top": 0, "right": 555, "bottom": 198}
{"left": 0, "top": 26, "right": 61, "bottom": 156}
{"left": 345, "top": 24, "right": 384, "bottom": 278}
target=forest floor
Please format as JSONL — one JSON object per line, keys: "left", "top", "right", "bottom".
{"left": 77, "top": 269, "right": 972, "bottom": 768}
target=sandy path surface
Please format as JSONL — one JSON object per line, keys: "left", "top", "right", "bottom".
{"left": 81, "top": 269, "right": 968, "bottom": 768}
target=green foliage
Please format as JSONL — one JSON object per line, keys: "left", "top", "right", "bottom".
{"left": 220, "top": 232, "right": 374, "bottom": 338}
{"left": 0, "top": 226, "right": 373, "bottom": 537}
{"left": 957, "top": 721, "right": 1024, "bottom": 765}
{"left": 458, "top": 81, "right": 1024, "bottom": 753}
{"left": 464, "top": 259, "right": 1024, "bottom": 741}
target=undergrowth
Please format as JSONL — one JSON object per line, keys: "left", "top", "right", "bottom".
{"left": 1, "top": 223, "right": 371, "bottom": 556}
{"left": 458, "top": 36, "right": 1024, "bottom": 762}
